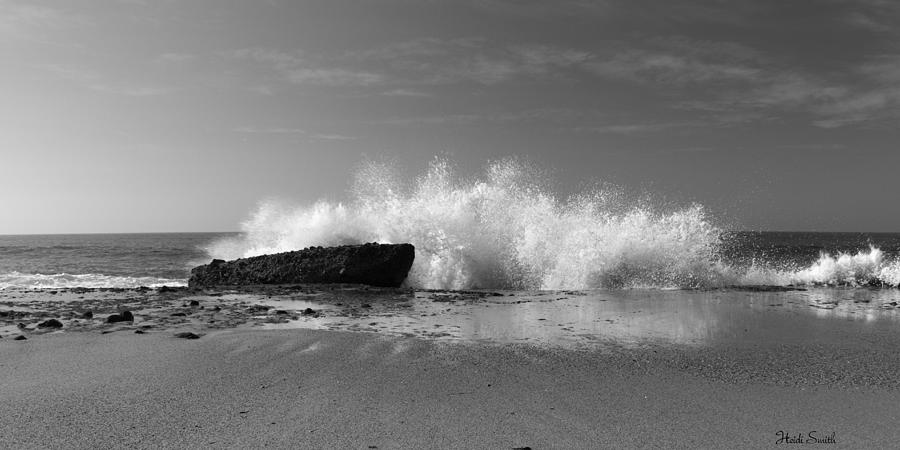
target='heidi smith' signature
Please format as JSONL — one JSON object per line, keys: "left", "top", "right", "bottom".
{"left": 776, "top": 431, "right": 836, "bottom": 444}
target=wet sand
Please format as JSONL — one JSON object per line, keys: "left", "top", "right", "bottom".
{"left": 3, "top": 286, "right": 900, "bottom": 448}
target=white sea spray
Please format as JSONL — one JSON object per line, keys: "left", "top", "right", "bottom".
{"left": 206, "top": 158, "right": 900, "bottom": 290}
{"left": 207, "top": 158, "right": 726, "bottom": 289}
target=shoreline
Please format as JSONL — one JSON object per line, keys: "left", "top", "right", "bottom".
{"left": 4, "top": 286, "right": 900, "bottom": 447}
{"left": 4, "top": 328, "right": 900, "bottom": 448}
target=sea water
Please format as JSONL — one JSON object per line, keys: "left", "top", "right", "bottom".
{"left": 0, "top": 233, "right": 233, "bottom": 289}
{"left": 2, "top": 158, "right": 900, "bottom": 291}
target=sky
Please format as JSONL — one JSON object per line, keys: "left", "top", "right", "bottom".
{"left": 1, "top": 0, "right": 899, "bottom": 234}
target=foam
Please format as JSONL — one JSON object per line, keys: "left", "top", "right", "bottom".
{"left": 207, "top": 158, "right": 727, "bottom": 289}
{"left": 0, "top": 272, "right": 186, "bottom": 290}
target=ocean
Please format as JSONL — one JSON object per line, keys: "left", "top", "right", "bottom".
{"left": 2, "top": 160, "right": 899, "bottom": 291}
{"left": 1, "top": 231, "right": 899, "bottom": 291}
{"left": 0, "top": 233, "right": 235, "bottom": 289}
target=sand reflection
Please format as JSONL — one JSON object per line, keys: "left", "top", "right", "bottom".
{"left": 259, "top": 287, "right": 900, "bottom": 348}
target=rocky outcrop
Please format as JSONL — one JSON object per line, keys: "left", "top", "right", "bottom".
{"left": 188, "top": 243, "right": 415, "bottom": 288}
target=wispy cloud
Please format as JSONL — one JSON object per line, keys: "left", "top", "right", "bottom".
{"left": 39, "top": 63, "right": 99, "bottom": 83}
{"left": 234, "top": 126, "right": 306, "bottom": 134}
{"left": 230, "top": 47, "right": 384, "bottom": 87}
{"left": 381, "top": 88, "right": 432, "bottom": 97}
{"left": 155, "top": 52, "right": 195, "bottom": 63}
{"left": 38, "top": 63, "right": 171, "bottom": 97}
{"left": 371, "top": 107, "right": 596, "bottom": 126}
{"left": 838, "top": 0, "right": 900, "bottom": 33}
{"left": 286, "top": 68, "right": 383, "bottom": 86}
{"left": 575, "top": 121, "right": 704, "bottom": 135}
{"left": 231, "top": 39, "right": 597, "bottom": 90}
{"left": 0, "top": 2, "right": 78, "bottom": 33}
{"left": 587, "top": 37, "right": 764, "bottom": 86}
{"left": 89, "top": 84, "right": 171, "bottom": 96}
{"left": 584, "top": 32, "right": 900, "bottom": 129}
{"left": 310, "top": 133, "right": 357, "bottom": 141}
{"left": 358, "top": 38, "right": 595, "bottom": 85}
{"left": 233, "top": 127, "right": 357, "bottom": 141}
{"left": 0, "top": 1, "right": 88, "bottom": 47}
{"left": 468, "top": 0, "right": 611, "bottom": 18}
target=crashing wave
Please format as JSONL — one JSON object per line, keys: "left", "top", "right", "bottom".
{"left": 206, "top": 158, "right": 900, "bottom": 290}
{"left": 0, "top": 272, "right": 186, "bottom": 290}
{"left": 207, "top": 158, "right": 728, "bottom": 289}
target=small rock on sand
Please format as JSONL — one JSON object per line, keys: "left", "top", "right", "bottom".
{"left": 82, "top": 310, "right": 94, "bottom": 319}
{"left": 14, "top": 335, "right": 27, "bottom": 341}
{"left": 107, "top": 311, "right": 134, "bottom": 323}
{"left": 174, "top": 332, "right": 201, "bottom": 339}
{"left": 37, "top": 319, "right": 63, "bottom": 329}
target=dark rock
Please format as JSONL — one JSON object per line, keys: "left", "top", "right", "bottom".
{"left": 174, "top": 332, "right": 201, "bottom": 339}
{"left": 107, "top": 310, "right": 135, "bottom": 323}
{"left": 274, "top": 310, "right": 289, "bottom": 315}
{"left": 82, "top": 310, "right": 94, "bottom": 319}
{"left": 301, "top": 308, "right": 316, "bottom": 316}
{"left": 17, "top": 323, "right": 26, "bottom": 329}
{"left": 188, "top": 300, "right": 200, "bottom": 307}
{"left": 134, "top": 329, "right": 145, "bottom": 334}
{"left": 158, "top": 286, "right": 174, "bottom": 293}
{"left": 188, "top": 243, "right": 415, "bottom": 288}
{"left": 170, "top": 312, "right": 187, "bottom": 317}
{"left": 37, "top": 319, "right": 63, "bottom": 329}
{"left": 14, "top": 335, "right": 27, "bottom": 341}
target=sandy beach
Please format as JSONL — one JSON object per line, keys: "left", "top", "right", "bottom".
{"left": 3, "top": 286, "right": 900, "bottom": 448}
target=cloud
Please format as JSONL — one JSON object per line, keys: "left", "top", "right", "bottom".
{"left": 286, "top": 68, "right": 383, "bottom": 86}
{"left": 39, "top": 63, "right": 99, "bottom": 83}
{"left": 233, "top": 127, "right": 356, "bottom": 141}
{"left": 846, "top": 11, "right": 892, "bottom": 32}
{"left": 234, "top": 126, "right": 306, "bottom": 134}
{"left": 231, "top": 39, "right": 599, "bottom": 90}
{"left": 38, "top": 63, "right": 171, "bottom": 97}
{"left": 156, "top": 52, "right": 195, "bottom": 63}
{"left": 0, "top": 1, "right": 88, "bottom": 44}
{"left": 586, "top": 37, "right": 764, "bottom": 86}
{"left": 310, "top": 133, "right": 357, "bottom": 141}
{"left": 89, "top": 84, "right": 171, "bottom": 96}
{"left": 371, "top": 107, "right": 596, "bottom": 126}
{"left": 230, "top": 47, "right": 384, "bottom": 87}
{"left": 837, "top": 0, "right": 900, "bottom": 33}
{"left": 589, "top": 51, "right": 761, "bottom": 85}
{"left": 381, "top": 89, "right": 432, "bottom": 97}
{"left": 508, "top": 45, "right": 593, "bottom": 74}
{"left": 467, "top": 0, "right": 611, "bottom": 18}
{"left": 812, "top": 89, "right": 900, "bottom": 128}
{"left": 231, "top": 48, "right": 304, "bottom": 69}
{"left": 575, "top": 121, "right": 703, "bottom": 135}
{"left": 587, "top": 33, "right": 900, "bottom": 129}
{"left": 357, "top": 39, "right": 595, "bottom": 85}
